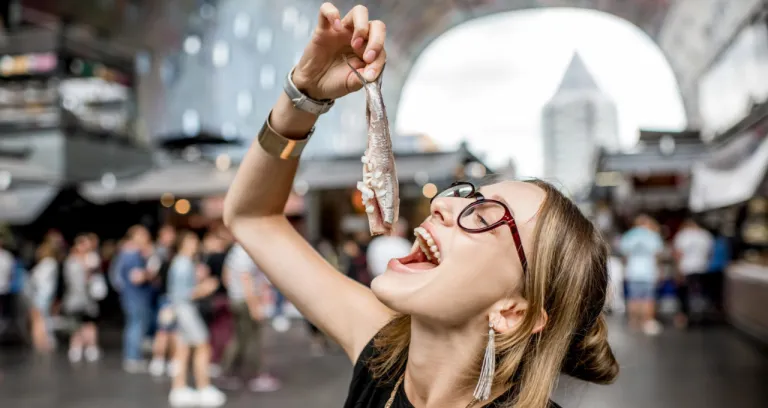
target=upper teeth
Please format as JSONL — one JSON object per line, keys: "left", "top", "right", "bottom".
{"left": 414, "top": 227, "right": 441, "bottom": 264}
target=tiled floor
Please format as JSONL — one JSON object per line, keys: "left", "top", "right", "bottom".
{"left": 1, "top": 318, "right": 766, "bottom": 408}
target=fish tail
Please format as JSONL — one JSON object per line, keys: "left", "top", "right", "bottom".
{"left": 376, "top": 62, "right": 385, "bottom": 88}
{"left": 343, "top": 54, "right": 367, "bottom": 85}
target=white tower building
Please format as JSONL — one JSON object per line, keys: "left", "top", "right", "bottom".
{"left": 541, "top": 52, "right": 619, "bottom": 197}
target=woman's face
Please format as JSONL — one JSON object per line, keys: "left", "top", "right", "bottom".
{"left": 371, "top": 181, "right": 546, "bottom": 326}
{"left": 182, "top": 235, "right": 200, "bottom": 255}
{"left": 74, "top": 237, "right": 90, "bottom": 254}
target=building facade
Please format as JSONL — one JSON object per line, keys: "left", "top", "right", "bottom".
{"left": 541, "top": 53, "right": 619, "bottom": 198}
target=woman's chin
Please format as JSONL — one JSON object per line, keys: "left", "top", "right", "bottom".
{"left": 371, "top": 259, "right": 441, "bottom": 311}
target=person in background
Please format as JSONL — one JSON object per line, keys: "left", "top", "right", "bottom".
{"left": 147, "top": 225, "right": 177, "bottom": 350}
{"left": 118, "top": 225, "right": 156, "bottom": 373}
{"left": 0, "top": 236, "right": 14, "bottom": 334}
{"left": 673, "top": 218, "right": 714, "bottom": 328}
{"left": 366, "top": 218, "right": 411, "bottom": 278}
{"left": 307, "top": 238, "right": 340, "bottom": 356}
{"left": 4, "top": 247, "right": 27, "bottom": 342}
{"left": 218, "top": 242, "right": 280, "bottom": 392}
{"left": 606, "top": 242, "right": 626, "bottom": 315}
{"left": 620, "top": 214, "right": 664, "bottom": 336}
{"left": 146, "top": 224, "right": 176, "bottom": 339}
{"left": 100, "top": 239, "right": 118, "bottom": 272}
{"left": 167, "top": 231, "right": 226, "bottom": 407}
{"left": 43, "top": 230, "right": 67, "bottom": 332}
{"left": 340, "top": 235, "right": 371, "bottom": 287}
{"left": 156, "top": 225, "right": 177, "bottom": 262}
{"left": 44, "top": 229, "right": 67, "bottom": 256}
{"left": 86, "top": 233, "right": 101, "bottom": 263}
{"left": 148, "top": 243, "right": 178, "bottom": 377}
{"left": 28, "top": 242, "right": 59, "bottom": 352}
{"left": 704, "top": 230, "right": 730, "bottom": 320}
{"left": 201, "top": 230, "right": 232, "bottom": 375}
{"left": 62, "top": 234, "right": 101, "bottom": 363}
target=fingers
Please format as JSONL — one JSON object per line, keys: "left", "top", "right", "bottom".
{"left": 364, "top": 48, "right": 386, "bottom": 83}
{"left": 341, "top": 5, "right": 369, "bottom": 50}
{"left": 364, "top": 20, "right": 385, "bottom": 64}
{"left": 318, "top": 2, "right": 342, "bottom": 31}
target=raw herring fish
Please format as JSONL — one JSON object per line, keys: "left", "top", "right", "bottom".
{"left": 345, "top": 56, "right": 399, "bottom": 236}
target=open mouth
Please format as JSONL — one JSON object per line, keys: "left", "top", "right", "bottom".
{"left": 394, "top": 226, "right": 442, "bottom": 271}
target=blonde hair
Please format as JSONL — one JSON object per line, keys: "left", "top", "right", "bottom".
{"left": 367, "top": 180, "right": 618, "bottom": 407}
{"left": 36, "top": 241, "right": 57, "bottom": 261}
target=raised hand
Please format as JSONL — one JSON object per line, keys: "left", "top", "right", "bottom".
{"left": 292, "top": 3, "right": 387, "bottom": 101}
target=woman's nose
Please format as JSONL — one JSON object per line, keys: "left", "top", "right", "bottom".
{"left": 429, "top": 197, "right": 456, "bottom": 226}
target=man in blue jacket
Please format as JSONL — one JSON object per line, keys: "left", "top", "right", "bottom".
{"left": 116, "top": 225, "right": 156, "bottom": 373}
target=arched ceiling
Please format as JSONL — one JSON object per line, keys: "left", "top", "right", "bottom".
{"left": 19, "top": 0, "right": 764, "bottom": 154}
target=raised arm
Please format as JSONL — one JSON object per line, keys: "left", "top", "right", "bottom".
{"left": 223, "top": 3, "right": 395, "bottom": 362}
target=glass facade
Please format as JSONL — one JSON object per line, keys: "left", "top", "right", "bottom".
{"left": 137, "top": 0, "right": 370, "bottom": 158}
{"left": 19, "top": 0, "right": 761, "bottom": 156}
{"left": 698, "top": 21, "right": 768, "bottom": 140}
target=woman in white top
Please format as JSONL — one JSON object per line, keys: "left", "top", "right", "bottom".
{"left": 62, "top": 234, "right": 102, "bottom": 363}
{"left": 29, "top": 242, "right": 58, "bottom": 352}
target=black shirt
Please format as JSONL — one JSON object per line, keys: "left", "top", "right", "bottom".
{"left": 344, "top": 336, "right": 563, "bottom": 408}
{"left": 205, "top": 251, "right": 228, "bottom": 296}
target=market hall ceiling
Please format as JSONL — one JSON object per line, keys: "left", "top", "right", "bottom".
{"left": 18, "top": 0, "right": 763, "bottom": 151}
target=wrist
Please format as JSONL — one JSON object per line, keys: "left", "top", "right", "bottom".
{"left": 292, "top": 67, "right": 323, "bottom": 101}
{"left": 271, "top": 92, "right": 319, "bottom": 140}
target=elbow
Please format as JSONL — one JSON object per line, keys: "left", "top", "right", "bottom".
{"left": 223, "top": 192, "right": 287, "bottom": 243}
{"left": 222, "top": 192, "right": 241, "bottom": 231}
{"left": 222, "top": 206, "right": 236, "bottom": 231}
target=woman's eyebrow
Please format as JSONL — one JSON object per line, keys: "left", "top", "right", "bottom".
{"left": 491, "top": 194, "right": 514, "bottom": 216}
{"left": 479, "top": 188, "right": 515, "bottom": 217}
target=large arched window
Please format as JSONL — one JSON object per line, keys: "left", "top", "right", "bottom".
{"left": 396, "top": 9, "right": 686, "bottom": 178}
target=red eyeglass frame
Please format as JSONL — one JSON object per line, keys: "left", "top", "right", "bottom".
{"left": 431, "top": 182, "right": 528, "bottom": 272}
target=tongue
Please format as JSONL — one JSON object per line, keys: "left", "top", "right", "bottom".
{"left": 408, "top": 262, "right": 437, "bottom": 270}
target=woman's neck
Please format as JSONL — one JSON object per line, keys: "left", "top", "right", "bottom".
{"left": 404, "top": 318, "right": 486, "bottom": 407}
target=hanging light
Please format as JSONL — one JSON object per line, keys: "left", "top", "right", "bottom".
{"left": 422, "top": 183, "right": 438, "bottom": 198}
{"left": 175, "top": 199, "right": 191, "bottom": 215}
{"left": 160, "top": 193, "right": 175, "bottom": 207}
{"left": 215, "top": 154, "right": 231, "bottom": 171}
{"left": 101, "top": 172, "right": 117, "bottom": 189}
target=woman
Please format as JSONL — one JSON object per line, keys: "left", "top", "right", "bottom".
{"left": 167, "top": 231, "right": 226, "bottom": 407}
{"left": 620, "top": 215, "right": 664, "bottom": 335}
{"left": 148, "top": 245, "right": 177, "bottom": 377}
{"left": 223, "top": 4, "right": 618, "bottom": 407}
{"left": 62, "top": 234, "right": 101, "bottom": 363}
{"left": 28, "top": 242, "right": 58, "bottom": 352}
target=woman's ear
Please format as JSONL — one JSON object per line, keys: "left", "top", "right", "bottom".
{"left": 490, "top": 301, "right": 548, "bottom": 335}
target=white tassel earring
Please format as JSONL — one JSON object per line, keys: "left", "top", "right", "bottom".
{"left": 473, "top": 320, "right": 496, "bottom": 402}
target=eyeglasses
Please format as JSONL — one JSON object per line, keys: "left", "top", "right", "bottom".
{"left": 431, "top": 182, "right": 528, "bottom": 272}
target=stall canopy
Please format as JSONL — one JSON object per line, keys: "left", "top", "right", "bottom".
{"left": 295, "top": 150, "right": 481, "bottom": 190}
{"left": 0, "top": 183, "right": 59, "bottom": 225}
{"left": 690, "top": 130, "right": 768, "bottom": 212}
{"left": 0, "top": 157, "right": 62, "bottom": 224}
{"left": 79, "top": 147, "right": 488, "bottom": 204}
{"left": 0, "top": 158, "right": 61, "bottom": 183}
{"left": 79, "top": 160, "right": 237, "bottom": 204}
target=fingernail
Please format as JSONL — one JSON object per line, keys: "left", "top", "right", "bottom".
{"left": 352, "top": 37, "right": 364, "bottom": 49}
{"left": 365, "top": 69, "right": 376, "bottom": 82}
{"left": 334, "top": 19, "right": 342, "bottom": 30}
{"left": 364, "top": 50, "right": 376, "bottom": 62}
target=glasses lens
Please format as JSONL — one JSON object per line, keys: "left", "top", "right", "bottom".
{"left": 436, "top": 183, "right": 474, "bottom": 200}
{"left": 459, "top": 201, "right": 507, "bottom": 231}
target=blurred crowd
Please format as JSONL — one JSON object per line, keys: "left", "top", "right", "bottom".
{"left": 606, "top": 214, "right": 729, "bottom": 336}
{"left": 0, "top": 217, "right": 414, "bottom": 406}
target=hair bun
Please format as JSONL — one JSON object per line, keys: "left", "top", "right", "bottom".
{"left": 562, "top": 315, "right": 619, "bottom": 384}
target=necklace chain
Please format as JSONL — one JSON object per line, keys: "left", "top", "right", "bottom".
{"left": 384, "top": 373, "right": 479, "bottom": 408}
